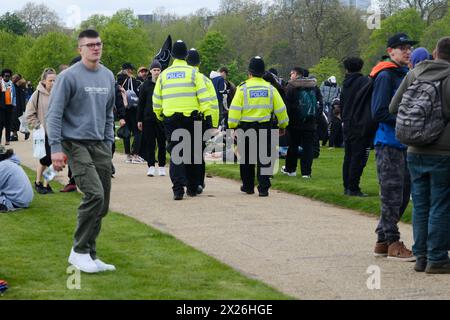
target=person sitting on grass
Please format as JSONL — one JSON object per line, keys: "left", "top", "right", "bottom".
{"left": 0, "top": 145, "right": 33, "bottom": 213}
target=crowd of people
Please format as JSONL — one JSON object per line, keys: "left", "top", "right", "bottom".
{"left": 1, "top": 28, "right": 450, "bottom": 279}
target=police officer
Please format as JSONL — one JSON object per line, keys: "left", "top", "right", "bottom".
{"left": 186, "top": 48, "right": 219, "bottom": 193}
{"left": 228, "top": 56, "right": 289, "bottom": 197}
{"left": 153, "top": 40, "right": 213, "bottom": 200}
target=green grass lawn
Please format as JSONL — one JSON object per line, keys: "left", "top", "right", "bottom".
{"left": 206, "top": 147, "right": 412, "bottom": 223}
{"left": 0, "top": 168, "right": 291, "bottom": 300}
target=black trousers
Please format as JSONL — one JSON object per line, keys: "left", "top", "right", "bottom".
{"left": 237, "top": 122, "right": 272, "bottom": 192}
{"left": 0, "top": 107, "right": 13, "bottom": 143}
{"left": 39, "top": 134, "right": 52, "bottom": 167}
{"left": 140, "top": 119, "right": 166, "bottom": 167}
{"left": 164, "top": 114, "right": 202, "bottom": 195}
{"left": 285, "top": 127, "right": 315, "bottom": 176}
{"left": 124, "top": 108, "right": 141, "bottom": 155}
{"left": 342, "top": 135, "right": 371, "bottom": 192}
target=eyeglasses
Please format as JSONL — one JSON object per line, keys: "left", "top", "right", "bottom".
{"left": 79, "top": 42, "right": 103, "bottom": 50}
{"left": 395, "top": 45, "right": 412, "bottom": 52}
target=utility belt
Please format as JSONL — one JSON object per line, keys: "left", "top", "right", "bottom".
{"left": 164, "top": 110, "right": 203, "bottom": 121}
{"left": 238, "top": 121, "right": 271, "bottom": 130}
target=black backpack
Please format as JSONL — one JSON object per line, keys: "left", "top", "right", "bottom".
{"left": 348, "top": 69, "right": 396, "bottom": 140}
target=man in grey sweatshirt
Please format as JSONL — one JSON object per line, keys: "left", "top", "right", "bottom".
{"left": 46, "top": 29, "right": 116, "bottom": 273}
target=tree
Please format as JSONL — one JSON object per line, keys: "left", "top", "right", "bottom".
{"left": 362, "top": 8, "right": 426, "bottom": 71}
{"left": 198, "top": 31, "right": 228, "bottom": 74}
{"left": 420, "top": 7, "right": 450, "bottom": 50}
{"left": 78, "top": 14, "right": 111, "bottom": 32}
{"left": 377, "top": 0, "right": 448, "bottom": 24}
{"left": 0, "top": 30, "right": 16, "bottom": 70}
{"left": 101, "top": 21, "right": 153, "bottom": 75}
{"left": 16, "top": 2, "right": 62, "bottom": 37}
{"left": 309, "top": 57, "right": 343, "bottom": 85}
{"left": 0, "top": 30, "right": 34, "bottom": 72}
{"left": 17, "top": 32, "right": 76, "bottom": 84}
{"left": 226, "top": 59, "right": 247, "bottom": 85}
{"left": 110, "top": 9, "right": 142, "bottom": 29}
{"left": 0, "top": 12, "right": 27, "bottom": 35}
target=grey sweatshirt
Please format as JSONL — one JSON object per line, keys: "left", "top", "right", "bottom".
{"left": 46, "top": 61, "right": 115, "bottom": 153}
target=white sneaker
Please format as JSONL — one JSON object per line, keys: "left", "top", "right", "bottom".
{"left": 94, "top": 258, "right": 116, "bottom": 272}
{"left": 133, "top": 156, "right": 146, "bottom": 164}
{"left": 302, "top": 175, "right": 312, "bottom": 179}
{"left": 281, "top": 166, "right": 297, "bottom": 177}
{"left": 159, "top": 167, "right": 166, "bottom": 176}
{"left": 147, "top": 166, "right": 156, "bottom": 177}
{"left": 68, "top": 248, "right": 100, "bottom": 273}
{"left": 125, "top": 155, "right": 133, "bottom": 164}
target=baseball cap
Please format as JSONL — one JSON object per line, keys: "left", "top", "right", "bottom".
{"left": 122, "top": 63, "right": 135, "bottom": 70}
{"left": 137, "top": 66, "right": 149, "bottom": 73}
{"left": 387, "top": 33, "right": 418, "bottom": 48}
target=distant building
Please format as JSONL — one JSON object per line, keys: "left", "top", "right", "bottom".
{"left": 138, "top": 14, "right": 155, "bottom": 24}
{"left": 281, "top": 0, "right": 372, "bottom": 10}
{"left": 341, "top": 0, "right": 372, "bottom": 10}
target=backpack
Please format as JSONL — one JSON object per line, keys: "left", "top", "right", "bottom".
{"left": 348, "top": 69, "right": 396, "bottom": 140}
{"left": 297, "top": 87, "right": 317, "bottom": 121}
{"left": 395, "top": 78, "right": 448, "bottom": 146}
{"left": 123, "top": 78, "right": 139, "bottom": 109}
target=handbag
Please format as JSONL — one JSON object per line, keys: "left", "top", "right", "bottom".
{"left": 18, "top": 115, "right": 29, "bottom": 134}
{"left": 117, "top": 125, "right": 131, "bottom": 139}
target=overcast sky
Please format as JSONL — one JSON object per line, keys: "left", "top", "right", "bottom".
{"left": 1, "top": 0, "right": 222, "bottom": 28}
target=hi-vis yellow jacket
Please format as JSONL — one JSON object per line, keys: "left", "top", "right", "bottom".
{"left": 227, "top": 77, "right": 289, "bottom": 129}
{"left": 195, "top": 67, "right": 219, "bottom": 128}
{"left": 152, "top": 59, "right": 214, "bottom": 122}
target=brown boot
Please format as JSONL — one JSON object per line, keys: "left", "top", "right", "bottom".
{"left": 387, "top": 241, "right": 416, "bottom": 262}
{"left": 373, "top": 241, "right": 388, "bottom": 257}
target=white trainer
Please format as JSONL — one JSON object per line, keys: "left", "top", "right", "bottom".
{"left": 159, "top": 167, "right": 166, "bottom": 176}
{"left": 147, "top": 166, "right": 156, "bottom": 177}
{"left": 68, "top": 248, "right": 100, "bottom": 273}
{"left": 94, "top": 259, "right": 116, "bottom": 272}
{"left": 281, "top": 166, "right": 297, "bottom": 177}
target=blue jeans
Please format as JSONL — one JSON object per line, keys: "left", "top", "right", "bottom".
{"left": 408, "top": 153, "right": 450, "bottom": 263}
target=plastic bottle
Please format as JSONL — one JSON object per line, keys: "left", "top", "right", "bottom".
{"left": 43, "top": 165, "right": 57, "bottom": 181}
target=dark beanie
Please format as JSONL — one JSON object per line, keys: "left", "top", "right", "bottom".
{"left": 248, "top": 56, "right": 265, "bottom": 77}
{"left": 150, "top": 59, "right": 162, "bottom": 70}
{"left": 186, "top": 48, "right": 201, "bottom": 66}
{"left": 171, "top": 40, "right": 188, "bottom": 60}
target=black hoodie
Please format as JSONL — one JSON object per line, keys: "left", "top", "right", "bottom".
{"left": 137, "top": 78, "right": 157, "bottom": 123}
{"left": 340, "top": 72, "right": 370, "bottom": 139}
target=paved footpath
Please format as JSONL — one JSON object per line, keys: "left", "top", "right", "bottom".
{"left": 12, "top": 138, "right": 450, "bottom": 299}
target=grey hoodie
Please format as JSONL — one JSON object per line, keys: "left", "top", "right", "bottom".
{"left": 0, "top": 154, "right": 33, "bottom": 210}
{"left": 25, "top": 81, "right": 51, "bottom": 131}
{"left": 389, "top": 59, "right": 450, "bottom": 156}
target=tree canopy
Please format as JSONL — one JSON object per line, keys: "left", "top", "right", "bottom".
{"left": 2, "top": 1, "right": 450, "bottom": 86}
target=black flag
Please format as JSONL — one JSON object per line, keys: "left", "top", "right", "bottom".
{"left": 154, "top": 35, "right": 172, "bottom": 71}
